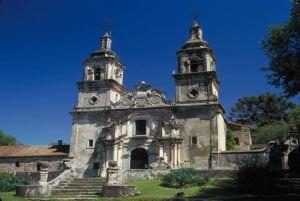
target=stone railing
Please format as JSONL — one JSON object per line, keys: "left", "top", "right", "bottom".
{"left": 16, "top": 159, "right": 75, "bottom": 198}
{"left": 118, "top": 168, "right": 170, "bottom": 184}
{"left": 42, "top": 168, "right": 74, "bottom": 195}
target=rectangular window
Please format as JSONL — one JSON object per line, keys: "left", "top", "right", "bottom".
{"left": 234, "top": 137, "right": 240, "bottom": 145}
{"left": 87, "top": 139, "right": 94, "bottom": 148}
{"left": 191, "top": 136, "right": 197, "bottom": 145}
{"left": 36, "top": 163, "right": 41, "bottom": 171}
{"left": 15, "top": 161, "right": 20, "bottom": 167}
{"left": 135, "top": 120, "right": 146, "bottom": 135}
{"left": 93, "top": 162, "right": 100, "bottom": 170}
{"left": 94, "top": 69, "right": 101, "bottom": 80}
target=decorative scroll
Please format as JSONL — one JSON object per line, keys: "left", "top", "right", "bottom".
{"left": 114, "top": 82, "right": 169, "bottom": 108}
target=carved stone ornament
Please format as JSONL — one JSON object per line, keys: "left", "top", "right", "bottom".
{"left": 108, "top": 160, "right": 118, "bottom": 168}
{"left": 114, "top": 67, "right": 122, "bottom": 78}
{"left": 187, "top": 87, "right": 199, "bottom": 99}
{"left": 115, "top": 82, "right": 168, "bottom": 107}
{"left": 88, "top": 96, "right": 98, "bottom": 105}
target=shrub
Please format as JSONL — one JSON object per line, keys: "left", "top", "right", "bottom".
{"left": 0, "top": 172, "right": 30, "bottom": 192}
{"left": 226, "top": 129, "right": 236, "bottom": 150}
{"left": 161, "top": 168, "right": 207, "bottom": 188}
{"left": 235, "top": 160, "right": 278, "bottom": 194}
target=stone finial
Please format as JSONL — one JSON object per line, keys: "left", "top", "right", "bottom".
{"left": 108, "top": 160, "right": 118, "bottom": 168}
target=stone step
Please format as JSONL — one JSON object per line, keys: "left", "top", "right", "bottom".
{"left": 51, "top": 188, "right": 102, "bottom": 193}
{"left": 60, "top": 183, "right": 104, "bottom": 187}
{"left": 54, "top": 185, "right": 102, "bottom": 190}
{"left": 29, "top": 196, "right": 99, "bottom": 201}
{"left": 50, "top": 177, "right": 105, "bottom": 198}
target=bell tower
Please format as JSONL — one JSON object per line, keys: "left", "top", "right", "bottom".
{"left": 173, "top": 20, "right": 220, "bottom": 105}
{"left": 75, "top": 31, "right": 126, "bottom": 109}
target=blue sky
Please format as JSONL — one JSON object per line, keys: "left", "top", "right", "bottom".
{"left": 0, "top": 0, "right": 297, "bottom": 145}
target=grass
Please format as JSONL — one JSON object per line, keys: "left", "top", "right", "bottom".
{"left": 1, "top": 177, "right": 299, "bottom": 201}
{"left": 0, "top": 191, "right": 29, "bottom": 201}
{"left": 100, "top": 178, "right": 234, "bottom": 201}
{"left": 125, "top": 178, "right": 202, "bottom": 199}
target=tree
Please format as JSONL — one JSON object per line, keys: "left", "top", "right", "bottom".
{"left": 0, "top": 130, "right": 16, "bottom": 145}
{"left": 226, "top": 129, "right": 236, "bottom": 150}
{"left": 261, "top": 0, "right": 300, "bottom": 98}
{"left": 228, "top": 93, "right": 295, "bottom": 127}
{"left": 251, "top": 122, "right": 289, "bottom": 144}
{"left": 288, "top": 105, "right": 300, "bottom": 132}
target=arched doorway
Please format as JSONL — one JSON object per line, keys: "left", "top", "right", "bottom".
{"left": 130, "top": 148, "right": 148, "bottom": 169}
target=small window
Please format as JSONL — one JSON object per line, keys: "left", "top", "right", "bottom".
{"left": 135, "top": 120, "right": 146, "bottom": 135}
{"left": 191, "top": 136, "right": 197, "bottom": 145}
{"left": 190, "top": 61, "right": 198, "bottom": 72}
{"left": 93, "top": 162, "right": 100, "bottom": 170}
{"left": 94, "top": 68, "right": 101, "bottom": 80}
{"left": 15, "top": 161, "right": 20, "bottom": 167}
{"left": 190, "top": 60, "right": 204, "bottom": 72}
{"left": 88, "top": 139, "right": 94, "bottom": 148}
{"left": 37, "top": 162, "right": 41, "bottom": 171}
{"left": 234, "top": 138, "right": 240, "bottom": 145}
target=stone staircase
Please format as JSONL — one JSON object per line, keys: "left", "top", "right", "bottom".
{"left": 49, "top": 177, "right": 106, "bottom": 199}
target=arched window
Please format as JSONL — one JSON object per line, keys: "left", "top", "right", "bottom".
{"left": 190, "top": 60, "right": 204, "bottom": 72}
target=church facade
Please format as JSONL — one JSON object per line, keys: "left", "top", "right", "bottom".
{"left": 69, "top": 21, "right": 227, "bottom": 177}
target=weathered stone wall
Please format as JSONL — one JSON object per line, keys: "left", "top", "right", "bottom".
{"left": 16, "top": 185, "right": 43, "bottom": 197}
{"left": 15, "top": 171, "right": 62, "bottom": 183}
{"left": 102, "top": 185, "right": 137, "bottom": 197}
{"left": 196, "top": 169, "right": 237, "bottom": 178}
{"left": 227, "top": 123, "right": 252, "bottom": 151}
{"left": 0, "top": 156, "right": 65, "bottom": 173}
{"left": 211, "top": 149, "right": 269, "bottom": 169}
{"left": 119, "top": 169, "right": 170, "bottom": 183}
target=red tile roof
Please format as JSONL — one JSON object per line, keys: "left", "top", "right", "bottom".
{"left": 227, "top": 122, "right": 250, "bottom": 127}
{"left": 0, "top": 145, "right": 69, "bottom": 158}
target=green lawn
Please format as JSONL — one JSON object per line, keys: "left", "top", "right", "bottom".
{"left": 0, "top": 191, "right": 29, "bottom": 201}
{"left": 0, "top": 178, "right": 231, "bottom": 201}
{"left": 100, "top": 178, "right": 234, "bottom": 201}
{"left": 1, "top": 178, "right": 299, "bottom": 201}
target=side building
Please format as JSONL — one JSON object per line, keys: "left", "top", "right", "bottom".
{"left": 69, "top": 21, "right": 227, "bottom": 177}
{"left": 0, "top": 144, "right": 69, "bottom": 182}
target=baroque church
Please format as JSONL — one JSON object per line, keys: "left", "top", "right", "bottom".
{"left": 69, "top": 21, "right": 227, "bottom": 177}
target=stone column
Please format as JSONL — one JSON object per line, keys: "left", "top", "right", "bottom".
{"left": 170, "top": 144, "right": 174, "bottom": 167}
{"left": 159, "top": 144, "right": 163, "bottom": 158}
{"left": 177, "top": 144, "right": 181, "bottom": 167}
{"left": 101, "top": 149, "right": 107, "bottom": 177}
{"left": 113, "top": 144, "right": 118, "bottom": 162}
{"left": 117, "top": 144, "right": 122, "bottom": 168}
{"left": 102, "top": 149, "right": 106, "bottom": 169}
{"left": 106, "top": 148, "right": 111, "bottom": 169}
{"left": 174, "top": 144, "right": 178, "bottom": 167}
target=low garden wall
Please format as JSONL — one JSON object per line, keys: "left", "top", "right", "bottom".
{"left": 16, "top": 185, "right": 43, "bottom": 197}
{"left": 102, "top": 185, "right": 137, "bottom": 197}
{"left": 212, "top": 148, "right": 269, "bottom": 169}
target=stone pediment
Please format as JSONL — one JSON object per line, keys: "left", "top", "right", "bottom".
{"left": 112, "top": 82, "right": 170, "bottom": 108}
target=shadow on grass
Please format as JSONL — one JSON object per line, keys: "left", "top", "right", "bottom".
{"left": 186, "top": 177, "right": 300, "bottom": 201}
